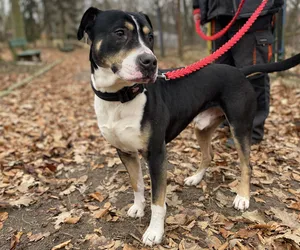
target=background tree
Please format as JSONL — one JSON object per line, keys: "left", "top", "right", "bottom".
{"left": 22, "top": 0, "right": 41, "bottom": 42}
{"left": 285, "top": 0, "right": 300, "bottom": 50}
{"left": 176, "top": 0, "right": 183, "bottom": 59}
{"left": 0, "top": 0, "right": 5, "bottom": 41}
{"left": 11, "top": 0, "right": 25, "bottom": 38}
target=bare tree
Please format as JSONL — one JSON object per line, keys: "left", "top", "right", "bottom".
{"left": 0, "top": 0, "right": 5, "bottom": 41}
{"left": 22, "top": 0, "right": 41, "bottom": 42}
{"left": 11, "top": 0, "right": 26, "bottom": 38}
{"left": 176, "top": 0, "right": 183, "bottom": 59}
{"left": 42, "top": 0, "right": 84, "bottom": 40}
{"left": 285, "top": 0, "right": 300, "bottom": 50}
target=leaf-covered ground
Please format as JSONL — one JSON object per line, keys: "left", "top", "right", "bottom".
{"left": 0, "top": 48, "right": 300, "bottom": 250}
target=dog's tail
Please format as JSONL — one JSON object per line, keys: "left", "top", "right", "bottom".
{"left": 240, "top": 53, "right": 300, "bottom": 77}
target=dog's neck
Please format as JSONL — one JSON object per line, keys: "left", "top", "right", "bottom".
{"left": 91, "top": 66, "right": 136, "bottom": 93}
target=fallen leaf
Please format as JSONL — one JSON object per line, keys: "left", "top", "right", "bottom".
{"left": 107, "top": 157, "right": 121, "bottom": 167}
{"left": 53, "top": 211, "right": 73, "bottom": 230}
{"left": 178, "top": 239, "right": 202, "bottom": 250}
{"left": 166, "top": 194, "right": 182, "bottom": 207}
{"left": 270, "top": 207, "right": 300, "bottom": 229}
{"left": 219, "top": 228, "right": 233, "bottom": 239}
{"left": 218, "top": 242, "right": 229, "bottom": 250}
{"left": 9, "top": 195, "right": 34, "bottom": 208}
{"left": 27, "top": 232, "right": 50, "bottom": 242}
{"left": 274, "top": 230, "right": 300, "bottom": 245}
{"left": 74, "top": 154, "right": 84, "bottom": 164}
{"left": 236, "top": 240, "right": 248, "bottom": 250}
{"left": 92, "top": 209, "right": 109, "bottom": 219}
{"left": 85, "top": 204, "right": 100, "bottom": 211}
{"left": 59, "top": 184, "right": 76, "bottom": 196}
{"left": 253, "top": 197, "right": 266, "bottom": 203}
{"left": 123, "top": 244, "right": 138, "bottom": 250}
{"left": 242, "top": 210, "right": 266, "bottom": 224}
{"left": 291, "top": 173, "right": 300, "bottom": 182}
{"left": 286, "top": 201, "right": 300, "bottom": 211}
{"left": 76, "top": 175, "right": 88, "bottom": 184}
{"left": 197, "top": 221, "right": 209, "bottom": 230}
{"left": 51, "top": 239, "right": 72, "bottom": 250}
{"left": 10, "top": 231, "right": 23, "bottom": 250}
{"left": 235, "top": 228, "right": 257, "bottom": 239}
{"left": 181, "top": 220, "right": 196, "bottom": 231}
{"left": 64, "top": 216, "right": 81, "bottom": 224}
{"left": 215, "top": 191, "right": 231, "bottom": 207}
{"left": 166, "top": 214, "right": 187, "bottom": 225}
{"left": 17, "top": 174, "right": 36, "bottom": 193}
{"left": 205, "top": 235, "right": 222, "bottom": 249}
{"left": 89, "top": 192, "right": 107, "bottom": 202}
{"left": 92, "top": 203, "right": 111, "bottom": 219}
{"left": 0, "top": 212, "right": 8, "bottom": 230}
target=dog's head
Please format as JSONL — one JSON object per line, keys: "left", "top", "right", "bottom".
{"left": 78, "top": 8, "right": 157, "bottom": 86}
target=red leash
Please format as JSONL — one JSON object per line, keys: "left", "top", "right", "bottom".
{"left": 161, "top": 0, "right": 268, "bottom": 81}
{"left": 194, "top": 0, "right": 246, "bottom": 41}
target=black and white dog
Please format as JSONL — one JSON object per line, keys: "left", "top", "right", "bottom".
{"left": 77, "top": 8, "right": 300, "bottom": 246}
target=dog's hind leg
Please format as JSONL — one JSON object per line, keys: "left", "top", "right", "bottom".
{"left": 142, "top": 143, "right": 167, "bottom": 246}
{"left": 185, "top": 114, "right": 224, "bottom": 186}
{"left": 230, "top": 125, "right": 252, "bottom": 211}
{"left": 117, "top": 150, "right": 145, "bottom": 218}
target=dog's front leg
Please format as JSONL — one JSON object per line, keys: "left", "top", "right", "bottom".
{"left": 117, "top": 150, "right": 145, "bottom": 218}
{"left": 142, "top": 144, "right": 167, "bottom": 246}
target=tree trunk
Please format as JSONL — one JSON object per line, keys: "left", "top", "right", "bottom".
{"left": 156, "top": 0, "right": 165, "bottom": 57}
{"left": 11, "top": 0, "right": 25, "bottom": 39}
{"left": 0, "top": 0, "right": 5, "bottom": 41}
{"left": 176, "top": 0, "right": 183, "bottom": 60}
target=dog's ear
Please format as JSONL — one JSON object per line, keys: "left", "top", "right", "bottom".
{"left": 77, "top": 7, "right": 101, "bottom": 40}
{"left": 140, "top": 12, "right": 153, "bottom": 29}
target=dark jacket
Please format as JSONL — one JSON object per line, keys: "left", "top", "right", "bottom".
{"left": 193, "top": 0, "right": 284, "bottom": 25}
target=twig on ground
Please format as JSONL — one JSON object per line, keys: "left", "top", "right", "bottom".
{"left": 0, "top": 59, "right": 63, "bottom": 98}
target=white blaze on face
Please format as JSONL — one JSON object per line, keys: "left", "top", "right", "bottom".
{"left": 116, "top": 15, "right": 157, "bottom": 81}
{"left": 130, "top": 15, "right": 153, "bottom": 55}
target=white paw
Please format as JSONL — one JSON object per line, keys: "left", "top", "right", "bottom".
{"left": 142, "top": 226, "right": 164, "bottom": 246}
{"left": 184, "top": 169, "right": 206, "bottom": 186}
{"left": 233, "top": 194, "right": 249, "bottom": 211}
{"left": 127, "top": 203, "right": 145, "bottom": 218}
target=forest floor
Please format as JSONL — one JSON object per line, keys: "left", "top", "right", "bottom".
{"left": 0, "top": 47, "right": 300, "bottom": 250}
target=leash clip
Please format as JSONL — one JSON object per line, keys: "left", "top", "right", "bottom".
{"left": 157, "top": 73, "right": 170, "bottom": 81}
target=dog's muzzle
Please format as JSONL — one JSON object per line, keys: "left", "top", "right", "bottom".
{"left": 137, "top": 53, "right": 157, "bottom": 77}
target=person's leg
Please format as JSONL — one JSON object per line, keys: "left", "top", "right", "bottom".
{"left": 211, "top": 17, "right": 235, "bottom": 65}
{"left": 229, "top": 15, "right": 273, "bottom": 143}
{"left": 211, "top": 17, "right": 235, "bottom": 130}
{"left": 249, "top": 74, "right": 270, "bottom": 144}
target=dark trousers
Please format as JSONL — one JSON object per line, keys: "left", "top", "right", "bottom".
{"left": 211, "top": 15, "right": 274, "bottom": 143}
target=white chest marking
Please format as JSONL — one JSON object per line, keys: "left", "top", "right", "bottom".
{"left": 94, "top": 92, "right": 147, "bottom": 153}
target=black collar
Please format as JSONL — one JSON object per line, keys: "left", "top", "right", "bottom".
{"left": 91, "top": 82, "right": 144, "bottom": 103}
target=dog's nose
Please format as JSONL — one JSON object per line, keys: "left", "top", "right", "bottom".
{"left": 138, "top": 53, "right": 157, "bottom": 70}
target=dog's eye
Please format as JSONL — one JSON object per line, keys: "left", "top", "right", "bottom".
{"left": 115, "top": 29, "right": 125, "bottom": 37}
{"left": 148, "top": 34, "right": 154, "bottom": 43}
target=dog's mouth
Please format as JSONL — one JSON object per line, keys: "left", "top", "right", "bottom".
{"left": 112, "top": 64, "right": 157, "bottom": 83}
{"left": 136, "top": 77, "right": 155, "bottom": 83}
{"left": 134, "top": 72, "right": 157, "bottom": 83}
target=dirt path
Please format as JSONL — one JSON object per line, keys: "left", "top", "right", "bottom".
{"left": 0, "top": 48, "right": 300, "bottom": 250}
